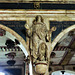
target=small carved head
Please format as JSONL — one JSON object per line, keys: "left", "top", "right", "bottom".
{"left": 33, "top": 15, "right": 43, "bottom": 24}
{"left": 41, "top": 43, "right": 46, "bottom": 50}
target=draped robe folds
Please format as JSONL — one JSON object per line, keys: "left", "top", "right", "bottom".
{"left": 26, "top": 22, "right": 49, "bottom": 63}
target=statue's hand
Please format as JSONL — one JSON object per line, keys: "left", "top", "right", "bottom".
{"left": 51, "top": 26, "right": 57, "bottom": 31}
{"left": 24, "top": 24, "right": 30, "bottom": 30}
{"left": 46, "top": 31, "right": 51, "bottom": 42}
{"left": 46, "top": 26, "right": 57, "bottom": 42}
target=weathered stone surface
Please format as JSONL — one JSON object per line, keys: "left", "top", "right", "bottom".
{"left": 35, "top": 61, "right": 48, "bottom": 74}
{"left": 0, "top": 0, "right": 75, "bottom": 4}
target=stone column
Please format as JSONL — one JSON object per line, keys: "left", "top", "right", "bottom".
{"left": 24, "top": 56, "right": 30, "bottom": 75}
{"left": 25, "top": 62, "right": 30, "bottom": 75}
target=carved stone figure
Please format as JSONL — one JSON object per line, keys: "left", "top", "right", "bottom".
{"left": 25, "top": 15, "right": 56, "bottom": 64}
{"left": 38, "top": 42, "right": 48, "bottom": 61}
{"left": 25, "top": 15, "right": 57, "bottom": 74}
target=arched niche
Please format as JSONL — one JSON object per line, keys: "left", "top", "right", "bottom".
{"left": 0, "top": 24, "right": 29, "bottom": 56}
{"left": 51, "top": 25, "right": 75, "bottom": 52}
{"left": 0, "top": 24, "right": 33, "bottom": 75}
{"left": 49, "top": 25, "right": 75, "bottom": 74}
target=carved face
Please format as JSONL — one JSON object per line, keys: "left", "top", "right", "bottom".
{"left": 41, "top": 43, "right": 46, "bottom": 50}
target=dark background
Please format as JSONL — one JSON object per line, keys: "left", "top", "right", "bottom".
{"left": 4, "top": 68, "right": 22, "bottom": 75}
{"left": 0, "top": 3, "right": 74, "bottom": 9}
{"left": 0, "top": 21, "right": 26, "bottom": 41}
{"left": 50, "top": 21, "right": 75, "bottom": 41}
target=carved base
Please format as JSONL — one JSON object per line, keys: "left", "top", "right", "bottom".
{"left": 35, "top": 61, "right": 48, "bottom": 74}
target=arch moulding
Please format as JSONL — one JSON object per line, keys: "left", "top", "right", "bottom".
{"left": 50, "top": 25, "right": 75, "bottom": 54}
{"left": 0, "top": 24, "right": 29, "bottom": 56}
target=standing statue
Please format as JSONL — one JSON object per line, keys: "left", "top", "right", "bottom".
{"left": 25, "top": 15, "right": 56, "bottom": 64}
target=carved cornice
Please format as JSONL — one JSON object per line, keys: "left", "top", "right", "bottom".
{"left": 0, "top": 1, "right": 75, "bottom": 4}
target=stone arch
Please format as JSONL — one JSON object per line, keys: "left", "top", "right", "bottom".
{"left": 51, "top": 25, "right": 75, "bottom": 53}
{"left": 0, "top": 24, "right": 29, "bottom": 56}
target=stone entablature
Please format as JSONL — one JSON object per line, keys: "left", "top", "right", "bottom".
{"left": 0, "top": 10, "right": 75, "bottom": 21}
{"left": 0, "top": 0, "right": 75, "bottom": 4}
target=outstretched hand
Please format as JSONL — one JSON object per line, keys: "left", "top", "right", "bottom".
{"left": 24, "top": 24, "right": 30, "bottom": 30}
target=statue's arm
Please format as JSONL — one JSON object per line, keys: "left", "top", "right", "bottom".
{"left": 24, "top": 24, "right": 32, "bottom": 37}
{"left": 46, "top": 26, "right": 56, "bottom": 42}
{"left": 46, "top": 30, "right": 51, "bottom": 42}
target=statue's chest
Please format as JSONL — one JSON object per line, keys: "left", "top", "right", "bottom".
{"left": 33, "top": 24, "right": 46, "bottom": 34}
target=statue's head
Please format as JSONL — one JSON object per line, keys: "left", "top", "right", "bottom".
{"left": 33, "top": 15, "right": 43, "bottom": 24}
{"left": 36, "top": 15, "right": 43, "bottom": 23}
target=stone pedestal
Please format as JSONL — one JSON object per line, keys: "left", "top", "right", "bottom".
{"left": 35, "top": 61, "right": 48, "bottom": 74}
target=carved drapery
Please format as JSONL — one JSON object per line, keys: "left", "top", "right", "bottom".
{"left": 25, "top": 15, "right": 56, "bottom": 74}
